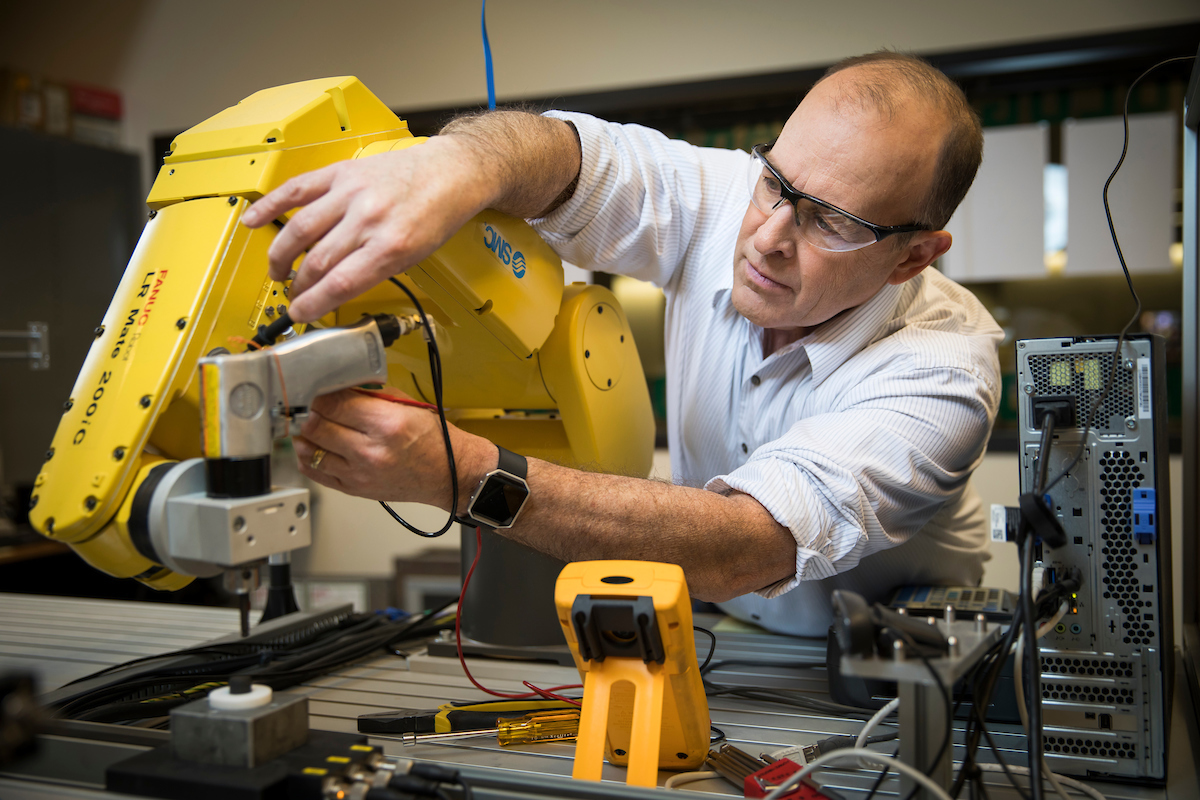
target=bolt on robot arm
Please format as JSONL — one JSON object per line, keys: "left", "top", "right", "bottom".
{"left": 29, "top": 77, "right": 655, "bottom": 597}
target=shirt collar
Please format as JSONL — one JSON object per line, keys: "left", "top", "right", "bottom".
{"left": 712, "top": 281, "right": 906, "bottom": 387}
{"left": 799, "top": 282, "right": 905, "bottom": 386}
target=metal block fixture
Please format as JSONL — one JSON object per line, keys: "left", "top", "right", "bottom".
{"left": 170, "top": 676, "right": 308, "bottom": 768}
{"left": 1017, "top": 334, "right": 1173, "bottom": 780}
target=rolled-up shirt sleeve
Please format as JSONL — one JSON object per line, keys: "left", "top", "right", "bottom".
{"left": 530, "top": 110, "right": 747, "bottom": 289}
{"left": 707, "top": 344, "right": 999, "bottom": 598}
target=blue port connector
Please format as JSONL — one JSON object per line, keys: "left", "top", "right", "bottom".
{"left": 1133, "top": 488, "right": 1157, "bottom": 544}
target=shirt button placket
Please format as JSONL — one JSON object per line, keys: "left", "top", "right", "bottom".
{"left": 734, "top": 376, "right": 753, "bottom": 455}
{"left": 741, "top": 373, "right": 761, "bottom": 455}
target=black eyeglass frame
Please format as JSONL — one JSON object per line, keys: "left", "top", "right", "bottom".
{"left": 750, "top": 142, "right": 930, "bottom": 244}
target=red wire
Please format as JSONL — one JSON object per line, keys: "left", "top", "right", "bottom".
{"left": 456, "top": 525, "right": 582, "bottom": 705}
{"left": 352, "top": 386, "right": 438, "bottom": 410}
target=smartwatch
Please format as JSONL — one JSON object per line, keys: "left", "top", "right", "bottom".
{"left": 464, "top": 446, "right": 530, "bottom": 529}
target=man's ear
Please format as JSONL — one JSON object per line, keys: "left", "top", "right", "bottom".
{"left": 886, "top": 230, "right": 953, "bottom": 286}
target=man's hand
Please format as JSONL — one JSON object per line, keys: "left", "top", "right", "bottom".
{"left": 240, "top": 113, "right": 581, "bottom": 324}
{"left": 242, "top": 137, "right": 492, "bottom": 323}
{"left": 292, "top": 388, "right": 495, "bottom": 511}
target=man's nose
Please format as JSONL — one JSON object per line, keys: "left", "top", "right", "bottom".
{"left": 753, "top": 203, "right": 798, "bottom": 258}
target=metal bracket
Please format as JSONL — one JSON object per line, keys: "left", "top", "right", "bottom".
{"left": 0, "top": 322, "right": 49, "bottom": 370}
{"left": 840, "top": 611, "right": 1002, "bottom": 800}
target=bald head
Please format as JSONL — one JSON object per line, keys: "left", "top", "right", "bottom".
{"left": 815, "top": 52, "right": 982, "bottom": 230}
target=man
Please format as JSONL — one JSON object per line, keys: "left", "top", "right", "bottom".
{"left": 241, "top": 52, "right": 1002, "bottom": 636}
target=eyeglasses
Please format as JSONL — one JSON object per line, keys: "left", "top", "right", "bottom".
{"left": 746, "top": 142, "right": 928, "bottom": 252}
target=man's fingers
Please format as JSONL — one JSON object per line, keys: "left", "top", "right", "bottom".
{"left": 243, "top": 167, "right": 337, "bottom": 229}
{"left": 286, "top": 242, "right": 400, "bottom": 323}
{"left": 292, "top": 208, "right": 370, "bottom": 297}
{"left": 292, "top": 436, "right": 346, "bottom": 490}
{"left": 264, "top": 191, "right": 351, "bottom": 282}
{"left": 298, "top": 403, "right": 374, "bottom": 449}
{"left": 307, "top": 389, "right": 398, "bottom": 434}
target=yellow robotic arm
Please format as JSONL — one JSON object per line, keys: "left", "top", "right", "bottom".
{"left": 28, "top": 77, "right": 654, "bottom": 590}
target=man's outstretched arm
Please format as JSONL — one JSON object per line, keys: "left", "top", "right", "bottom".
{"left": 241, "top": 111, "right": 581, "bottom": 323}
{"left": 291, "top": 389, "right": 798, "bottom": 603}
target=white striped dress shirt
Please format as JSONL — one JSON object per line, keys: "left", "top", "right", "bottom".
{"left": 531, "top": 112, "right": 1004, "bottom": 637}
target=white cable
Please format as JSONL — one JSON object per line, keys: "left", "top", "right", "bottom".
{"left": 1013, "top": 631, "right": 1072, "bottom": 800}
{"left": 976, "top": 763, "right": 1108, "bottom": 800}
{"left": 1037, "top": 601, "right": 1070, "bottom": 639}
{"left": 762, "top": 748, "right": 953, "bottom": 800}
{"left": 856, "top": 696, "right": 900, "bottom": 748}
{"left": 1014, "top": 633, "right": 1029, "bottom": 730}
{"left": 664, "top": 770, "right": 721, "bottom": 790}
{"left": 1041, "top": 757, "right": 1073, "bottom": 800}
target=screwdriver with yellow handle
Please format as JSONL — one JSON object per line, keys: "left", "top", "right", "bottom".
{"left": 397, "top": 709, "right": 581, "bottom": 747}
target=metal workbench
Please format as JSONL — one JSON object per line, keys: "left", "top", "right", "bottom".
{"left": 0, "top": 592, "right": 1197, "bottom": 800}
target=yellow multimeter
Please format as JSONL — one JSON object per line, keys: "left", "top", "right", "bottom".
{"left": 555, "top": 560, "right": 710, "bottom": 787}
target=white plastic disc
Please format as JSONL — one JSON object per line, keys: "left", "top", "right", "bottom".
{"left": 208, "top": 683, "right": 273, "bottom": 710}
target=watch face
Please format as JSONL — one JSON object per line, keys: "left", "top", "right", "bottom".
{"left": 470, "top": 472, "right": 529, "bottom": 528}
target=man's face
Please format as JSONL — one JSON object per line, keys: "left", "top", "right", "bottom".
{"left": 731, "top": 69, "right": 945, "bottom": 334}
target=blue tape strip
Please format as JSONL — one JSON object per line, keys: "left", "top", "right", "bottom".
{"left": 481, "top": 0, "right": 496, "bottom": 110}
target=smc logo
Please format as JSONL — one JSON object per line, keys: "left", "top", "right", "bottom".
{"left": 483, "top": 224, "right": 526, "bottom": 278}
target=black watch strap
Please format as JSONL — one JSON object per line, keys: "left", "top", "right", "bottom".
{"left": 457, "top": 446, "right": 530, "bottom": 529}
{"left": 496, "top": 446, "right": 527, "bottom": 480}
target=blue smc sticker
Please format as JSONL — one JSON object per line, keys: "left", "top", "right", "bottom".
{"left": 483, "top": 224, "right": 525, "bottom": 278}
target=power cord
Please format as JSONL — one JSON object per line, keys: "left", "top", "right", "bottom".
{"left": 1043, "top": 53, "right": 1194, "bottom": 494}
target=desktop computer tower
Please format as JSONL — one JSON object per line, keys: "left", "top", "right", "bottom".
{"left": 1017, "top": 334, "right": 1173, "bottom": 781}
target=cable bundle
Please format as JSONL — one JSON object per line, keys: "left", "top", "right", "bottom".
{"left": 51, "top": 602, "right": 456, "bottom": 724}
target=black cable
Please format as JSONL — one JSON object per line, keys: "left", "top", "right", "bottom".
{"left": 1019, "top": 533, "right": 1043, "bottom": 800}
{"left": 700, "top": 658, "right": 825, "bottom": 676}
{"left": 1043, "top": 54, "right": 1194, "bottom": 494}
{"left": 975, "top": 772, "right": 991, "bottom": 800}
{"left": 861, "top": 746, "right": 900, "bottom": 800}
{"left": 55, "top": 601, "right": 459, "bottom": 722}
{"left": 976, "top": 607, "right": 1030, "bottom": 800}
{"left": 701, "top": 680, "right": 871, "bottom": 718}
{"left": 951, "top": 614, "right": 1028, "bottom": 800}
{"left": 979, "top": 716, "right": 1029, "bottom": 800}
{"left": 951, "top": 650, "right": 997, "bottom": 799}
{"left": 63, "top": 643, "right": 259, "bottom": 686}
{"left": 709, "top": 724, "right": 727, "bottom": 745}
{"left": 251, "top": 310, "right": 296, "bottom": 349}
{"left": 378, "top": 276, "right": 459, "bottom": 537}
{"left": 63, "top": 607, "right": 367, "bottom": 686}
{"left": 694, "top": 625, "right": 717, "bottom": 672}
{"left": 1015, "top": 411, "right": 1055, "bottom": 800}
{"left": 805, "top": 731, "right": 899, "bottom": 760}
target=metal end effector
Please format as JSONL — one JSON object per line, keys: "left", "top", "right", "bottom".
{"left": 128, "top": 313, "right": 402, "bottom": 634}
